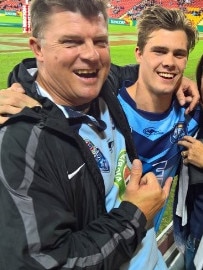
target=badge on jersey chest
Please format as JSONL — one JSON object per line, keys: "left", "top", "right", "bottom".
{"left": 171, "top": 122, "right": 187, "bottom": 143}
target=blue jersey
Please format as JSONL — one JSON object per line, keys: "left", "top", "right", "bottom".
{"left": 117, "top": 82, "right": 200, "bottom": 270}
{"left": 118, "top": 82, "right": 200, "bottom": 231}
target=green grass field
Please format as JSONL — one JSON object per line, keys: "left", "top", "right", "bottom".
{"left": 0, "top": 16, "right": 202, "bottom": 233}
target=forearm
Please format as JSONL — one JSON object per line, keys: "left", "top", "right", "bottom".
{"left": 0, "top": 127, "right": 147, "bottom": 269}
{"left": 0, "top": 186, "right": 146, "bottom": 269}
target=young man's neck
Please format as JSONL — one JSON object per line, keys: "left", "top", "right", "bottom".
{"left": 127, "top": 82, "right": 173, "bottom": 113}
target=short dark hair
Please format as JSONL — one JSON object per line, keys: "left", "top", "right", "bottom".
{"left": 30, "top": 0, "right": 109, "bottom": 38}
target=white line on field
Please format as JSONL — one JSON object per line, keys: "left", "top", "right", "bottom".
{"left": 0, "top": 51, "right": 32, "bottom": 55}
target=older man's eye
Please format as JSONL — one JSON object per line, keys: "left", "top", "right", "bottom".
{"left": 60, "top": 39, "right": 82, "bottom": 47}
{"left": 94, "top": 40, "right": 108, "bottom": 47}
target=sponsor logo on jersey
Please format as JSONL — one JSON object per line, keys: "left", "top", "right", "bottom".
{"left": 143, "top": 127, "right": 163, "bottom": 137}
{"left": 114, "top": 150, "right": 131, "bottom": 199}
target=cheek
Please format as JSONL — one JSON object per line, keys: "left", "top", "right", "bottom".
{"left": 142, "top": 54, "right": 158, "bottom": 67}
{"left": 178, "top": 58, "right": 187, "bottom": 71}
{"left": 101, "top": 50, "right": 110, "bottom": 63}
{"left": 54, "top": 55, "right": 58, "bottom": 61}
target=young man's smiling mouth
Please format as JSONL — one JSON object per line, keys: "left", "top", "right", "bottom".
{"left": 157, "top": 72, "right": 176, "bottom": 79}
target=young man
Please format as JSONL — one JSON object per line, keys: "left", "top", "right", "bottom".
{"left": 116, "top": 6, "right": 201, "bottom": 270}
{"left": 0, "top": 1, "right": 171, "bottom": 269}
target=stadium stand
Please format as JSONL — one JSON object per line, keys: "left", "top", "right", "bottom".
{"left": 0, "top": 0, "right": 202, "bottom": 26}
{"left": 108, "top": 0, "right": 203, "bottom": 26}
{"left": 108, "top": 0, "right": 143, "bottom": 18}
{"left": 0, "top": 0, "right": 24, "bottom": 12}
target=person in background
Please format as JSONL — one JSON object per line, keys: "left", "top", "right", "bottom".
{"left": 0, "top": 0, "right": 171, "bottom": 269}
{"left": 116, "top": 6, "right": 200, "bottom": 270}
{"left": 177, "top": 55, "right": 203, "bottom": 270}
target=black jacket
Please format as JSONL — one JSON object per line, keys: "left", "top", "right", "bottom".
{"left": 0, "top": 59, "right": 145, "bottom": 270}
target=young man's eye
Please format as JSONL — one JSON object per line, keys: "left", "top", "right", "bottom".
{"left": 174, "top": 53, "right": 187, "bottom": 59}
{"left": 154, "top": 50, "right": 165, "bottom": 55}
{"left": 176, "top": 55, "right": 185, "bottom": 59}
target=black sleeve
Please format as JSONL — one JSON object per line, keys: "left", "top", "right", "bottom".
{"left": 106, "top": 63, "right": 139, "bottom": 94}
{"left": 0, "top": 122, "right": 147, "bottom": 270}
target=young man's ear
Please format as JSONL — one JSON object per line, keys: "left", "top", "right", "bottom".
{"left": 135, "top": 46, "right": 142, "bottom": 63}
{"left": 29, "top": 37, "right": 43, "bottom": 61}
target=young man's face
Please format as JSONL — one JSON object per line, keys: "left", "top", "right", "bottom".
{"left": 136, "top": 29, "right": 188, "bottom": 97}
{"left": 29, "top": 11, "right": 110, "bottom": 106}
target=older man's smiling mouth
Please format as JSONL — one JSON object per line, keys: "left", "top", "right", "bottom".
{"left": 74, "top": 69, "right": 98, "bottom": 78}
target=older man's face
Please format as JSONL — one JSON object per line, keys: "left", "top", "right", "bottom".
{"left": 30, "top": 11, "right": 110, "bottom": 106}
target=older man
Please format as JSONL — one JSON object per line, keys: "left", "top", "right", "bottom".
{"left": 0, "top": 1, "right": 171, "bottom": 269}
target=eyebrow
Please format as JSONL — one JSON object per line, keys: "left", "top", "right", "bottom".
{"left": 151, "top": 46, "right": 187, "bottom": 55}
{"left": 59, "top": 34, "right": 108, "bottom": 39}
{"left": 58, "top": 35, "right": 82, "bottom": 41}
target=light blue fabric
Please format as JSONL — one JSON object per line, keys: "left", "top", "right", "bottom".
{"left": 120, "top": 228, "right": 167, "bottom": 270}
{"left": 194, "top": 236, "right": 203, "bottom": 270}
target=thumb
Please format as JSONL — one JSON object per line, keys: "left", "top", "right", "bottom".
{"left": 130, "top": 159, "right": 142, "bottom": 185}
{"left": 162, "top": 177, "right": 173, "bottom": 199}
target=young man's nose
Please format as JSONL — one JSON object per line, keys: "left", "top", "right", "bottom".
{"left": 162, "top": 53, "right": 176, "bottom": 67}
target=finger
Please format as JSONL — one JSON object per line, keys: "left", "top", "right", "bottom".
{"left": 185, "top": 96, "right": 200, "bottom": 114}
{"left": 181, "top": 136, "right": 196, "bottom": 143}
{"left": 183, "top": 158, "right": 188, "bottom": 165}
{"left": 130, "top": 159, "right": 142, "bottom": 184}
{"left": 177, "top": 140, "right": 189, "bottom": 148}
{"left": 181, "top": 151, "right": 187, "bottom": 158}
{"left": 139, "top": 178, "right": 147, "bottom": 185}
{"left": 183, "top": 96, "right": 193, "bottom": 103}
{"left": 0, "top": 116, "right": 9, "bottom": 125}
{"left": 139, "top": 171, "right": 156, "bottom": 186}
{"left": 176, "top": 88, "right": 186, "bottom": 106}
{"left": 176, "top": 76, "right": 200, "bottom": 114}
{"left": 162, "top": 177, "right": 173, "bottom": 199}
{"left": 20, "top": 99, "right": 41, "bottom": 108}
{"left": 0, "top": 94, "right": 41, "bottom": 109}
{"left": 9, "top": 83, "right": 25, "bottom": 93}
{"left": 185, "top": 95, "right": 200, "bottom": 114}
{"left": 0, "top": 105, "right": 22, "bottom": 115}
